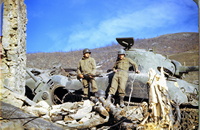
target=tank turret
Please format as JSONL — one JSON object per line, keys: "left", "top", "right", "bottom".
{"left": 116, "top": 37, "right": 199, "bottom": 79}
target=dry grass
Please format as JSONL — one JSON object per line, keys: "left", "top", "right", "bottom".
{"left": 169, "top": 51, "right": 199, "bottom": 66}
{"left": 26, "top": 32, "right": 199, "bottom": 83}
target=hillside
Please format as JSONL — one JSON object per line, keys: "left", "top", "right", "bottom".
{"left": 27, "top": 32, "right": 199, "bottom": 71}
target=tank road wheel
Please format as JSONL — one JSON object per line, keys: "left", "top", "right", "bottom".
{"left": 50, "top": 85, "right": 82, "bottom": 105}
{"left": 50, "top": 85, "right": 69, "bottom": 105}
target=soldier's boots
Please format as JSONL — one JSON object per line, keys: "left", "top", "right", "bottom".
{"left": 120, "top": 96, "right": 125, "bottom": 108}
{"left": 106, "top": 94, "right": 112, "bottom": 103}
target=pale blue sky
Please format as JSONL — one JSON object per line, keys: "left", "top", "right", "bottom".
{"left": 25, "top": 0, "right": 198, "bottom": 53}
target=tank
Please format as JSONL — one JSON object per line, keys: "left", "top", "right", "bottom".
{"left": 115, "top": 37, "right": 198, "bottom": 106}
{"left": 25, "top": 37, "right": 198, "bottom": 107}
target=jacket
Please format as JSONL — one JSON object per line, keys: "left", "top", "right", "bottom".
{"left": 113, "top": 57, "right": 138, "bottom": 72}
{"left": 77, "top": 57, "right": 96, "bottom": 75}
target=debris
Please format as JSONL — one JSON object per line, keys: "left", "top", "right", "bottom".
{"left": 68, "top": 100, "right": 93, "bottom": 120}
{"left": 0, "top": 101, "right": 63, "bottom": 130}
{"left": 1, "top": 67, "right": 198, "bottom": 129}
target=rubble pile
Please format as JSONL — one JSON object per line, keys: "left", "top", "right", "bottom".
{"left": 0, "top": 68, "right": 198, "bottom": 129}
{"left": 19, "top": 99, "right": 145, "bottom": 129}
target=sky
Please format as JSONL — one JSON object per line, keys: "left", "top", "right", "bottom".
{"left": 24, "top": 0, "right": 198, "bottom": 53}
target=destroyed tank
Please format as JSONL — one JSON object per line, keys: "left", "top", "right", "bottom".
{"left": 25, "top": 37, "right": 198, "bottom": 107}
{"left": 114, "top": 37, "right": 199, "bottom": 106}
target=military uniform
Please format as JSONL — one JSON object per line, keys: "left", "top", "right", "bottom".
{"left": 77, "top": 56, "right": 98, "bottom": 95}
{"left": 108, "top": 57, "right": 138, "bottom": 96}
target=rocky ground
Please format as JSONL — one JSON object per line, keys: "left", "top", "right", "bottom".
{"left": 1, "top": 66, "right": 199, "bottom": 129}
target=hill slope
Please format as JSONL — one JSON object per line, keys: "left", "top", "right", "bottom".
{"left": 27, "top": 32, "right": 199, "bottom": 71}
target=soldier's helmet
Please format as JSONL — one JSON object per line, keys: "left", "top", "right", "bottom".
{"left": 83, "top": 48, "right": 91, "bottom": 54}
{"left": 118, "top": 49, "right": 126, "bottom": 55}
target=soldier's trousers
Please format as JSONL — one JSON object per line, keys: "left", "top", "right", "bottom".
{"left": 82, "top": 78, "right": 98, "bottom": 95}
{"left": 108, "top": 71, "right": 128, "bottom": 96}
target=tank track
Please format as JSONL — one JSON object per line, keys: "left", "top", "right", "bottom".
{"left": 177, "top": 108, "right": 198, "bottom": 130}
{"left": 124, "top": 102, "right": 199, "bottom": 130}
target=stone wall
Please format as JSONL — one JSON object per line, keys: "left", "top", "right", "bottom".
{"left": 0, "top": 0, "right": 27, "bottom": 107}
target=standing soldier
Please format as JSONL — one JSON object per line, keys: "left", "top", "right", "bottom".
{"left": 107, "top": 49, "right": 140, "bottom": 107}
{"left": 77, "top": 48, "right": 98, "bottom": 98}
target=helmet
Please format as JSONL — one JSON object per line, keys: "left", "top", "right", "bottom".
{"left": 95, "top": 90, "right": 106, "bottom": 98}
{"left": 118, "top": 49, "right": 126, "bottom": 55}
{"left": 83, "top": 48, "right": 91, "bottom": 54}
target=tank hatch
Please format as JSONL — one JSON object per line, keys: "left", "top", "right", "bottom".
{"left": 116, "top": 37, "right": 134, "bottom": 50}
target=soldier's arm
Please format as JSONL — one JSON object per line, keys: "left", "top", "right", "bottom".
{"left": 91, "top": 58, "right": 96, "bottom": 75}
{"left": 129, "top": 58, "right": 140, "bottom": 73}
{"left": 112, "top": 61, "right": 118, "bottom": 72}
{"left": 77, "top": 61, "right": 82, "bottom": 75}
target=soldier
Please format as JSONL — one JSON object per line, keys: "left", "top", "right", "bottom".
{"left": 77, "top": 48, "right": 98, "bottom": 98}
{"left": 107, "top": 49, "right": 140, "bottom": 107}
